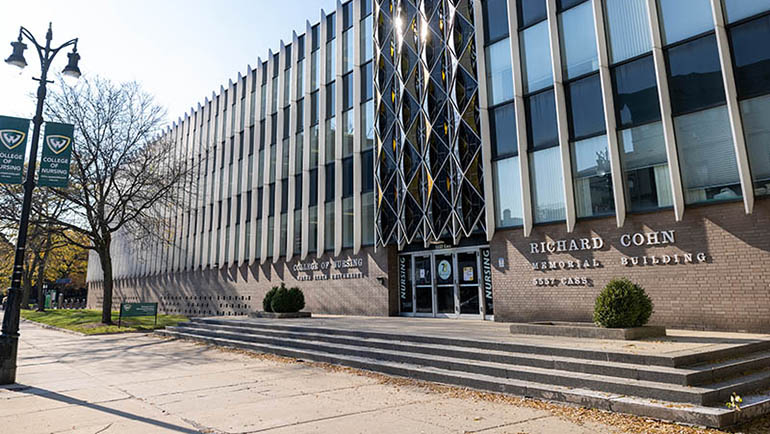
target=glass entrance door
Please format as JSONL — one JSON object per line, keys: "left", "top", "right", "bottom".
{"left": 434, "top": 254, "right": 455, "bottom": 315}
{"left": 457, "top": 251, "right": 481, "bottom": 316}
{"left": 413, "top": 255, "right": 433, "bottom": 315}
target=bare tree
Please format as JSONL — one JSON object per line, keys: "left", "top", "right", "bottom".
{"left": 40, "top": 76, "right": 189, "bottom": 324}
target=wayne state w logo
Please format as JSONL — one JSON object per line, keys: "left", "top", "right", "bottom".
{"left": 0, "top": 129, "right": 26, "bottom": 150}
{"left": 46, "top": 135, "right": 71, "bottom": 154}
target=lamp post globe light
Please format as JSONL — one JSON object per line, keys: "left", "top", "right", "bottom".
{"left": 0, "top": 23, "right": 80, "bottom": 385}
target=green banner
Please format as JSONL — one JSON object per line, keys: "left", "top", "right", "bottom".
{"left": 120, "top": 302, "right": 158, "bottom": 318}
{"left": 0, "top": 115, "right": 30, "bottom": 184}
{"left": 39, "top": 122, "right": 75, "bottom": 188}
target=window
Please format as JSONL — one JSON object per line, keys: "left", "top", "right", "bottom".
{"left": 327, "top": 13, "right": 336, "bottom": 41}
{"left": 618, "top": 122, "right": 673, "bottom": 211}
{"left": 326, "top": 117, "right": 337, "bottom": 161}
{"left": 362, "top": 149, "right": 374, "bottom": 192}
{"left": 326, "top": 81, "right": 336, "bottom": 118}
{"left": 310, "top": 125, "right": 319, "bottom": 168}
{"left": 283, "top": 69, "right": 290, "bottom": 106}
{"left": 361, "top": 15, "right": 373, "bottom": 63}
{"left": 296, "top": 132, "right": 304, "bottom": 173}
{"left": 484, "top": 0, "right": 510, "bottom": 42}
{"left": 257, "top": 148, "right": 265, "bottom": 187}
{"left": 308, "top": 206, "right": 318, "bottom": 251}
{"left": 571, "top": 135, "right": 615, "bottom": 217}
{"left": 558, "top": 1, "right": 598, "bottom": 79}
{"left": 254, "top": 219, "right": 262, "bottom": 260}
{"left": 296, "top": 98, "right": 304, "bottom": 131}
{"left": 326, "top": 39, "right": 336, "bottom": 82}
{"left": 729, "top": 15, "right": 770, "bottom": 99}
{"left": 362, "top": 0, "right": 372, "bottom": 18}
{"left": 295, "top": 174, "right": 303, "bottom": 210}
{"left": 271, "top": 77, "right": 278, "bottom": 111}
{"left": 343, "top": 29, "right": 354, "bottom": 73}
{"left": 325, "top": 163, "right": 335, "bottom": 201}
{"left": 343, "top": 109, "right": 354, "bottom": 156}
{"left": 657, "top": 0, "right": 713, "bottom": 45}
{"left": 485, "top": 38, "right": 514, "bottom": 105}
{"left": 666, "top": 34, "right": 725, "bottom": 115}
{"left": 361, "top": 191, "right": 375, "bottom": 245}
{"left": 494, "top": 156, "right": 523, "bottom": 227}
{"left": 311, "top": 50, "right": 320, "bottom": 91}
{"left": 566, "top": 74, "right": 605, "bottom": 140}
{"left": 281, "top": 139, "right": 289, "bottom": 178}
{"left": 270, "top": 114, "right": 277, "bottom": 144}
{"left": 674, "top": 106, "right": 741, "bottom": 204}
{"left": 342, "top": 197, "right": 353, "bottom": 248}
{"left": 293, "top": 209, "right": 302, "bottom": 253}
{"left": 280, "top": 213, "right": 287, "bottom": 256}
{"left": 362, "top": 100, "right": 374, "bottom": 150}
{"left": 490, "top": 102, "right": 517, "bottom": 158}
{"left": 740, "top": 94, "right": 770, "bottom": 196}
{"left": 283, "top": 107, "right": 290, "bottom": 137}
{"left": 724, "top": 0, "right": 770, "bottom": 23}
{"left": 520, "top": 21, "right": 553, "bottom": 92}
{"left": 266, "top": 217, "right": 274, "bottom": 258}
{"left": 530, "top": 147, "right": 566, "bottom": 223}
{"left": 269, "top": 144, "right": 276, "bottom": 183}
{"left": 525, "top": 89, "right": 559, "bottom": 150}
{"left": 343, "top": 1, "right": 353, "bottom": 29}
{"left": 309, "top": 168, "right": 318, "bottom": 206}
{"left": 518, "top": 0, "right": 547, "bottom": 28}
{"left": 342, "top": 156, "right": 353, "bottom": 197}
{"left": 362, "top": 62, "right": 373, "bottom": 101}
{"left": 611, "top": 55, "right": 660, "bottom": 128}
{"left": 343, "top": 73, "right": 353, "bottom": 109}
{"left": 268, "top": 184, "right": 276, "bottom": 216}
{"left": 325, "top": 202, "right": 335, "bottom": 251}
{"left": 604, "top": 0, "right": 651, "bottom": 63}
{"left": 297, "top": 59, "right": 305, "bottom": 96}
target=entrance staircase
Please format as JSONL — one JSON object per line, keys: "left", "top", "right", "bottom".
{"left": 156, "top": 317, "right": 770, "bottom": 428}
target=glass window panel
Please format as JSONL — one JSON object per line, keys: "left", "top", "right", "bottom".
{"left": 309, "top": 168, "right": 318, "bottom": 206}
{"left": 269, "top": 144, "right": 276, "bottom": 182}
{"left": 293, "top": 210, "right": 302, "bottom": 253}
{"left": 674, "top": 105, "right": 741, "bottom": 204}
{"left": 343, "top": 1, "right": 353, "bottom": 29}
{"left": 618, "top": 122, "right": 672, "bottom": 211}
{"left": 362, "top": 0, "right": 372, "bottom": 18}
{"left": 343, "top": 197, "right": 353, "bottom": 248}
{"left": 362, "top": 62, "right": 373, "bottom": 101}
{"left": 266, "top": 217, "right": 274, "bottom": 258}
{"left": 311, "top": 50, "right": 320, "bottom": 90}
{"left": 571, "top": 135, "right": 615, "bottom": 217}
{"left": 326, "top": 39, "right": 336, "bottom": 82}
{"left": 493, "top": 156, "right": 523, "bottom": 227}
{"left": 327, "top": 13, "right": 336, "bottom": 41}
{"left": 343, "top": 157, "right": 353, "bottom": 197}
{"left": 484, "top": 0, "right": 510, "bottom": 42}
{"left": 362, "top": 100, "right": 374, "bottom": 150}
{"left": 343, "top": 109, "right": 354, "bottom": 156}
{"left": 740, "top": 94, "right": 770, "bottom": 196}
{"left": 257, "top": 148, "right": 265, "bottom": 187}
{"left": 272, "top": 77, "right": 279, "bottom": 110}
{"left": 343, "top": 73, "right": 354, "bottom": 109}
{"left": 520, "top": 21, "right": 553, "bottom": 93}
{"left": 325, "top": 202, "right": 335, "bottom": 251}
{"left": 526, "top": 89, "right": 559, "bottom": 150}
{"left": 283, "top": 69, "right": 290, "bottom": 106}
{"left": 490, "top": 102, "right": 517, "bottom": 158}
{"left": 326, "top": 82, "right": 336, "bottom": 118}
{"left": 326, "top": 117, "right": 337, "bottom": 160}
{"left": 295, "top": 132, "right": 304, "bottom": 173}
{"left": 312, "top": 24, "right": 320, "bottom": 50}
{"left": 530, "top": 147, "right": 566, "bottom": 223}
{"left": 658, "top": 0, "right": 714, "bottom": 45}
{"left": 724, "top": 0, "right": 770, "bottom": 23}
{"left": 280, "top": 212, "right": 287, "bottom": 256}
{"left": 518, "top": 0, "right": 547, "bottom": 28}
{"left": 729, "top": 15, "right": 770, "bottom": 99}
{"left": 282, "top": 138, "right": 289, "bottom": 176}
{"left": 308, "top": 206, "right": 318, "bottom": 251}
{"left": 485, "top": 38, "right": 514, "bottom": 105}
{"left": 325, "top": 163, "right": 335, "bottom": 201}
{"left": 311, "top": 91, "right": 320, "bottom": 125}
{"left": 361, "top": 15, "right": 373, "bottom": 62}
{"left": 310, "top": 125, "right": 319, "bottom": 168}
{"left": 559, "top": 1, "right": 598, "bottom": 79}
{"left": 343, "top": 29, "right": 354, "bottom": 73}
{"left": 611, "top": 55, "right": 660, "bottom": 128}
{"left": 666, "top": 35, "right": 725, "bottom": 115}
{"left": 362, "top": 149, "right": 374, "bottom": 192}
{"left": 567, "top": 74, "right": 605, "bottom": 139}
{"left": 361, "top": 191, "right": 375, "bottom": 245}
{"left": 297, "top": 59, "right": 305, "bottom": 96}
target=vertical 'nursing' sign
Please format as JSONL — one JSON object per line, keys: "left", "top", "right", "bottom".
{"left": 0, "top": 115, "right": 30, "bottom": 185}
{"left": 39, "top": 122, "right": 75, "bottom": 188}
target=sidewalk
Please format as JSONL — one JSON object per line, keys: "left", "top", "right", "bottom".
{"left": 0, "top": 315, "right": 633, "bottom": 433}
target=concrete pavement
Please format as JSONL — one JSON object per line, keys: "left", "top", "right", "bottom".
{"left": 0, "top": 315, "right": 628, "bottom": 433}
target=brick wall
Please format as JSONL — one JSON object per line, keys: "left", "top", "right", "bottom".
{"left": 87, "top": 246, "right": 394, "bottom": 317}
{"left": 490, "top": 200, "right": 770, "bottom": 332}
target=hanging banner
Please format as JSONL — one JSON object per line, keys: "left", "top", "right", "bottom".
{"left": 0, "top": 115, "right": 30, "bottom": 185}
{"left": 39, "top": 122, "right": 75, "bottom": 188}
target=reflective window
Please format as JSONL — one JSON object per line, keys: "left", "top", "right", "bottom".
{"left": 309, "top": 168, "right": 318, "bottom": 206}
{"left": 530, "top": 147, "right": 566, "bottom": 223}
{"left": 327, "top": 13, "right": 336, "bottom": 41}
{"left": 297, "top": 59, "right": 305, "bottom": 96}
{"left": 326, "top": 117, "right": 336, "bottom": 160}
{"left": 362, "top": 100, "right": 374, "bottom": 150}
{"left": 343, "top": 109, "right": 354, "bottom": 156}
{"left": 293, "top": 209, "right": 302, "bottom": 253}
{"left": 729, "top": 15, "right": 770, "bottom": 99}
{"left": 280, "top": 212, "right": 287, "bottom": 256}
{"left": 361, "top": 15, "right": 373, "bottom": 63}
{"left": 605, "top": 0, "right": 651, "bottom": 63}
{"left": 611, "top": 55, "right": 660, "bottom": 128}
{"left": 308, "top": 205, "right": 318, "bottom": 251}
{"left": 362, "top": 149, "right": 374, "bottom": 192}
{"left": 740, "top": 94, "right": 770, "bottom": 196}
{"left": 658, "top": 0, "right": 714, "bottom": 45}
{"left": 484, "top": 0, "right": 510, "bottom": 41}
{"left": 295, "top": 174, "right": 303, "bottom": 210}
{"left": 326, "top": 39, "right": 336, "bottom": 82}
{"left": 674, "top": 105, "right": 741, "bottom": 204}
{"left": 283, "top": 69, "right": 290, "bottom": 106}
{"left": 362, "top": 62, "right": 373, "bottom": 101}
{"left": 343, "top": 29, "right": 354, "bottom": 73}
{"left": 666, "top": 35, "right": 725, "bottom": 115}
{"left": 559, "top": 1, "right": 598, "bottom": 79}
{"left": 325, "top": 163, "right": 335, "bottom": 202}
{"left": 343, "top": 197, "right": 353, "bottom": 248}
{"left": 311, "top": 91, "right": 320, "bottom": 125}
{"left": 566, "top": 74, "right": 605, "bottom": 139}
{"left": 526, "top": 89, "right": 559, "bottom": 150}
{"left": 520, "top": 21, "right": 553, "bottom": 93}
{"left": 571, "top": 135, "right": 615, "bottom": 217}
{"left": 361, "top": 191, "right": 375, "bottom": 245}
{"left": 724, "top": 0, "right": 770, "bottom": 23}
{"left": 343, "top": 157, "right": 353, "bottom": 197}
{"left": 296, "top": 98, "right": 304, "bottom": 131}
{"left": 618, "top": 122, "right": 672, "bottom": 211}
{"left": 295, "top": 132, "right": 303, "bottom": 172}
{"left": 311, "top": 50, "right": 320, "bottom": 90}
{"left": 518, "top": 0, "right": 547, "bottom": 28}
{"left": 490, "top": 102, "right": 517, "bottom": 158}
{"left": 310, "top": 125, "right": 319, "bottom": 168}
{"left": 325, "top": 202, "right": 335, "bottom": 251}
{"left": 343, "top": 72, "right": 354, "bottom": 109}
{"left": 493, "top": 156, "right": 523, "bottom": 227}
{"left": 485, "top": 38, "right": 514, "bottom": 105}
{"left": 326, "top": 81, "right": 336, "bottom": 118}
{"left": 558, "top": 0, "right": 585, "bottom": 11}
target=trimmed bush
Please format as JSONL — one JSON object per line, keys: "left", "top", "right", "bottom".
{"left": 262, "top": 285, "right": 281, "bottom": 312}
{"left": 270, "top": 285, "right": 305, "bottom": 313}
{"left": 593, "top": 278, "right": 653, "bottom": 328}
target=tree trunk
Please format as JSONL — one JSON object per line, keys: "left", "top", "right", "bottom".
{"left": 98, "top": 240, "right": 113, "bottom": 325}
{"left": 21, "top": 253, "right": 40, "bottom": 309}
{"left": 35, "top": 244, "right": 52, "bottom": 312}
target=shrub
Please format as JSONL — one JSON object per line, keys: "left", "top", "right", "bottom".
{"left": 593, "top": 278, "right": 653, "bottom": 328}
{"left": 262, "top": 285, "right": 281, "bottom": 312}
{"left": 270, "top": 285, "right": 305, "bottom": 313}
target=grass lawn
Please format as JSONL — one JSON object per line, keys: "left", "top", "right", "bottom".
{"left": 20, "top": 309, "right": 188, "bottom": 335}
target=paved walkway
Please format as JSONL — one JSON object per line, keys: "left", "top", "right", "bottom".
{"left": 0, "top": 315, "right": 625, "bottom": 434}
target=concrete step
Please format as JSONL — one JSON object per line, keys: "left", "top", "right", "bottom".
{"left": 155, "top": 328, "right": 770, "bottom": 429}
{"left": 190, "top": 317, "right": 770, "bottom": 369}
{"left": 163, "top": 323, "right": 770, "bottom": 406}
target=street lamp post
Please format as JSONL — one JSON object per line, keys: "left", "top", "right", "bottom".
{"left": 0, "top": 23, "right": 80, "bottom": 385}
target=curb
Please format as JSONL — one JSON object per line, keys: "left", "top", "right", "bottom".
{"left": 20, "top": 318, "right": 87, "bottom": 336}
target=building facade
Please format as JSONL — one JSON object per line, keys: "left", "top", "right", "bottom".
{"left": 88, "top": 0, "right": 770, "bottom": 332}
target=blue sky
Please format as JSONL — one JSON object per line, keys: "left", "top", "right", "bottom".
{"left": 1, "top": 0, "right": 336, "bottom": 122}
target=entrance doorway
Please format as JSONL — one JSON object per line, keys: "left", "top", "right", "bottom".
{"left": 398, "top": 247, "right": 493, "bottom": 320}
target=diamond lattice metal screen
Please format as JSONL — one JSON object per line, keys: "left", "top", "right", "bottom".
{"left": 375, "top": 0, "right": 486, "bottom": 249}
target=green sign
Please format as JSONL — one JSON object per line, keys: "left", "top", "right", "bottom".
{"left": 0, "top": 115, "right": 30, "bottom": 184}
{"left": 39, "top": 122, "right": 75, "bottom": 188}
{"left": 120, "top": 302, "right": 158, "bottom": 317}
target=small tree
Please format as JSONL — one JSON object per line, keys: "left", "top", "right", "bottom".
{"left": 593, "top": 278, "right": 653, "bottom": 328}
